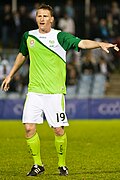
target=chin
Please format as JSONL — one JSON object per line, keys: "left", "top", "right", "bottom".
{"left": 40, "top": 27, "right": 45, "bottom": 31}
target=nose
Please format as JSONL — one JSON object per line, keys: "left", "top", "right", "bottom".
{"left": 40, "top": 16, "right": 44, "bottom": 21}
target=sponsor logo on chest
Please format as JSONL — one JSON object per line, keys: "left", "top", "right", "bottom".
{"left": 49, "top": 40, "right": 55, "bottom": 47}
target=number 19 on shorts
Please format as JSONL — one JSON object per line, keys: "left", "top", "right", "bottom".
{"left": 56, "top": 113, "right": 65, "bottom": 122}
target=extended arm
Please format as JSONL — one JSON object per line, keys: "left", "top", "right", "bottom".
{"left": 78, "top": 40, "right": 119, "bottom": 53}
{"left": 1, "top": 53, "right": 26, "bottom": 91}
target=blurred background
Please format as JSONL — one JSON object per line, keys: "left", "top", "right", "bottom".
{"left": 0, "top": 0, "right": 120, "bottom": 120}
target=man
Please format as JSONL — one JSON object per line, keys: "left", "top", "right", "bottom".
{"left": 1, "top": 4, "right": 119, "bottom": 177}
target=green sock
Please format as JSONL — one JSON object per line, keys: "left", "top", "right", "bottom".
{"left": 26, "top": 132, "right": 42, "bottom": 166}
{"left": 55, "top": 133, "right": 67, "bottom": 167}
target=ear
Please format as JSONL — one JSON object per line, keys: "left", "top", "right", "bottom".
{"left": 50, "top": 16, "right": 54, "bottom": 23}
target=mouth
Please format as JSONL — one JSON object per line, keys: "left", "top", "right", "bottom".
{"left": 40, "top": 22, "right": 45, "bottom": 25}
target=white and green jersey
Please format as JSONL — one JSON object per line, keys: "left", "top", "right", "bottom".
{"left": 19, "top": 28, "right": 81, "bottom": 94}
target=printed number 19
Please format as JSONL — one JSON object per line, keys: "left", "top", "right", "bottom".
{"left": 56, "top": 113, "right": 65, "bottom": 122}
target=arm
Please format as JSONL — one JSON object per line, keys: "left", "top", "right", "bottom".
{"left": 1, "top": 53, "right": 26, "bottom": 91}
{"left": 78, "top": 40, "right": 119, "bottom": 53}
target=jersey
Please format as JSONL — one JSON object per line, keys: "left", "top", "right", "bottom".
{"left": 19, "top": 28, "right": 81, "bottom": 94}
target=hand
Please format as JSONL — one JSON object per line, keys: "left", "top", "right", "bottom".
{"left": 1, "top": 76, "right": 12, "bottom": 91}
{"left": 100, "top": 42, "right": 119, "bottom": 53}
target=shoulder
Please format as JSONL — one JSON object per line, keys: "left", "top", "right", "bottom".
{"left": 22, "top": 29, "right": 39, "bottom": 40}
{"left": 57, "top": 31, "right": 77, "bottom": 40}
{"left": 50, "top": 28, "right": 61, "bottom": 33}
{"left": 28, "top": 29, "right": 39, "bottom": 36}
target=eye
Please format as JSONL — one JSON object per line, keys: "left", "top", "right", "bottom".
{"left": 37, "top": 15, "right": 42, "bottom": 17}
{"left": 44, "top": 15, "right": 48, "bottom": 17}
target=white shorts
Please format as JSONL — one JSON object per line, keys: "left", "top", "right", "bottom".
{"left": 22, "top": 92, "right": 69, "bottom": 127}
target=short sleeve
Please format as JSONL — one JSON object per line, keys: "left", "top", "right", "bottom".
{"left": 19, "top": 32, "right": 29, "bottom": 56}
{"left": 57, "top": 31, "right": 81, "bottom": 51}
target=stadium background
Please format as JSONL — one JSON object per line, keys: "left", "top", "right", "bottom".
{"left": 0, "top": 0, "right": 120, "bottom": 119}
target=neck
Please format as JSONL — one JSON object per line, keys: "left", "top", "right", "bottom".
{"left": 39, "top": 27, "right": 51, "bottom": 34}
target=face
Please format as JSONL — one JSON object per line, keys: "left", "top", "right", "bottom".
{"left": 36, "top": 9, "right": 54, "bottom": 33}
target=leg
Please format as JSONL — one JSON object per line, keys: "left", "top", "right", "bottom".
{"left": 22, "top": 93, "right": 45, "bottom": 176}
{"left": 43, "top": 94, "right": 69, "bottom": 175}
{"left": 25, "top": 123, "right": 44, "bottom": 176}
{"left": 53, "top": 126, "right": 68, "bottom": 176}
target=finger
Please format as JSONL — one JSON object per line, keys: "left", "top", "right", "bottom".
{"left": 1, "top": 82, "right": 5, "bottom": 91}
{"left": 104, "top": 48, "right": 109, "bottom": 53}
{"left": 114, "top": 46, "right": 119, "bottom": 51}
{"left": 108, "top": 44, "right": 118, "bottom": 48}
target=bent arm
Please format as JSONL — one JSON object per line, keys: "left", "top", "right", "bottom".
{"left": 78, "top": 40, "right": 119, "bottom": 53}
{"left": 7, "top": 53, "right": 26, "bottom": 78}
{"left": 1, "top": 53, "right": 26, "bottom": 91}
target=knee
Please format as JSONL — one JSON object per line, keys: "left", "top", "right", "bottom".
{"left": 54, "top": 127, "right": 64, "bottom": 136}
{"left": 25, "top": 124, "right": 36, "bottom": 138}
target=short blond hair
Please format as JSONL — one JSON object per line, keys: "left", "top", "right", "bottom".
{"left": 36, "top": 4, "right": 54, "bottom": 16}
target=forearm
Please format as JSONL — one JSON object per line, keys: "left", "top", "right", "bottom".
{"left": 8, "top": 53, "right": 26, "bottom": 79}
{"left": 78, "top": 40, "right": 100, "bottom": 49}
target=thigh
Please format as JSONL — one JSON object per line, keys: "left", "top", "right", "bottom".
{"left": 43, "top": 94, "right": 69, "bottom": 127}
{"left": 22, "top": 93, "right": 44, "bottom": 124}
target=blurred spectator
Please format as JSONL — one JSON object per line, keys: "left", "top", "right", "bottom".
{"left": 29, "top": 2, "right": 40, "bottom": 22}
{"left": 80, "top": 50, "right": 96, "bottom": 75}
{"left": 110, "top": 1, "right": 120, "bottom": 36}
{"left": 106, "top": 13, "right": 117, "bottom": 40}
{"left": 53, "top": 6, "right": 61, "bottom": 29}
{"left": 98, "top": 18, "right": 110, "bottom": 41}
{"left": 64, "top": 0, "right": 75, "bottom": 18}
{"left": 66, "top": 62, "right": 79, "bottom": 98}
{"left": 111, "top": 1, "right": 120, "bottom": 21}
{"left": 58, "top": 11, "right": 75, "bottom": 34}
{"left": 95, "top": 56, "right": 113, "bottom": 92}
{"left": 66, "top": 49, "right": 81, "bottom": 74}
{"left": 1, "top": 4, "right": 15, "bottom": 48}
{"left": 66, "top": 62, "right": 79, "bottom": 86}
{"left": 89, "top": 5, "right": 99, "bottom": 39}
{"left": 12, "top": 11, "right": 21, "bottom": 48}
{"left": 19, "top": 5, "right": 37, "bottom": 37}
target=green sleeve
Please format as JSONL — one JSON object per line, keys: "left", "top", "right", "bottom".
{"left": 57, "top": 31, "right": 81, "bottom": 51}
{"left": 19, "top": 32, "right": 29, "bottom": 56}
